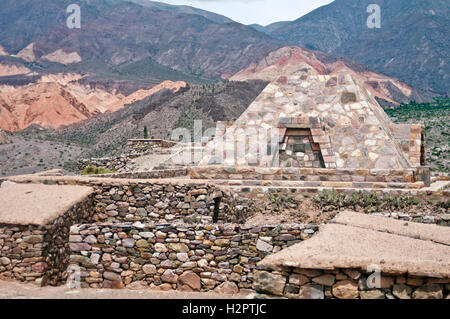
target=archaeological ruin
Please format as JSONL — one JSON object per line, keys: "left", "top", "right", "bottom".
{"left": 0, "top": 68, "right": 449, "bottom": 299}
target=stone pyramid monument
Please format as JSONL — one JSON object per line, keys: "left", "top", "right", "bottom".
{"left": 200, "top": 66, "right": 424, "bottom": 170}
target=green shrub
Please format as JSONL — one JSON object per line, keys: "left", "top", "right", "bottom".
{"left": 80, "top": 166, "right": 117, "bottom": 175}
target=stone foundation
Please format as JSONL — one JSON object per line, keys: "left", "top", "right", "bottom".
{"left": 96, "top": 168, "right": 188, "bottom": 179}
{"left": 190, "top": 166, "right": 430, "bottom": 187}
{"left": 254, "top": 267, "right": 450, "bottom": 299}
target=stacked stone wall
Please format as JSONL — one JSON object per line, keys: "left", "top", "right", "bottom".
{"left": 96, "top": 168, "right": 188, "bottom": 180}
{"left": 67, "top": 223, "right": 318, "bottom": 292}
{"left": 190, "top": 166, "right": 430, "bottom": 187}
{"left": 254, "top": 267, "right": 450, "bottom": 299}
{"left": 90, "top": 182, "right": 236, "bottom": 224}
{"left": 0, "top": 196, "right": 95, "bottom": 285}
{"left": 77, "top": 139, "right": 178, "bottom": 172}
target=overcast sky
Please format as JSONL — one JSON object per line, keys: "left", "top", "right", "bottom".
{"left": 153, "top": 0, "right": 334, "bottom": 25}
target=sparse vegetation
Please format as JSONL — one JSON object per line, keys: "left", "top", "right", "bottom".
{"left": 143, "top": 126, "right": 149, "bottom": 139}
{"left": 80, "top": 166, "right": 117, "bottom": 176}
{"left": 314, "top": 189, "right": 425, "bottom": 213}
{"left": 385, "top": 98, "right": 450, "bottom": 172}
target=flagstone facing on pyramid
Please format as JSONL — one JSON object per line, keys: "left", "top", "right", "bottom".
{"left": 201, "top": 67, "right": 422, "bottom": 170}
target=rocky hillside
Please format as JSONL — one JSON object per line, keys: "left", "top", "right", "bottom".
{"left": 0, "top": 0, "right": 444, "bottom": 134}
{"left": 0, "top": 0, "right": 280, "bottom": 80}
{"left": 0, "top": 75, "right": 186, "bottom": 132}
{"left": 249, "top": 21, "right": 291, "bottom": 34}
{"left": 124, "top": 0, "right": 234, "bottom": 24}
{"left": 43, "top": 80, "right": 269, "bottom": 159}
{"left": 272, "top": 0, "right": 450, "bottom": 95}
{"left": 1, "top": 80, "right": 268, "bottom": 176}
{"left": 0, "top": 82, "right": 93, "bottom": 132}
{"left": 0, "top": 0, "right": 281, "bottom": 132}
{"left": 0, "top": 129, "right": 10, "bottom": 145}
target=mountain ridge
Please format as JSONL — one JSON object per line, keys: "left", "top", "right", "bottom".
{"left": 272, "top": 0, "right": 450, "bottom": 95}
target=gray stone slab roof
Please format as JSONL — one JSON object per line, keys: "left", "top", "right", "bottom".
{"left": 259, "top": 213, "right": 450, "bottom": 278}
{"left": 333, "top": 210, "right": 450, "bottom": 245}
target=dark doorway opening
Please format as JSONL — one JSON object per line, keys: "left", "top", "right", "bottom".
{"left": 279, "top": 128, "right": 325, "bottom": 168}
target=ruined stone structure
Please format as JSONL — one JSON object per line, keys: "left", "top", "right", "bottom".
{"left": 77, "top": 139, "right": 180, "bottom": 172}
{"left": 0, "top": 68, "right": 447, "bottom": 299}
{"left": 255, "top": 212, "right": 450, "bottom": 299}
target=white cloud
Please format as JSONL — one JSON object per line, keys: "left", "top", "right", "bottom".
{"left": 153, "top": 0, "right": 334, "bottom": 25}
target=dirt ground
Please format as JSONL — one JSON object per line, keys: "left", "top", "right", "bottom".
{"left": 0, "top": 135, "right": 84, "bottom": 177}
{"left": 245, "top": 200, "right": 338, "bottom": 225}
{"left": 0, "top": 280, "right": 253, "bottom": 299}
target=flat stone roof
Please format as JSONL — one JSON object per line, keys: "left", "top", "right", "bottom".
{"left": 259, "top": 212, "right": 450, "bottom": 278}
{"left": 0, "top": 183, "right": 93, "bottom": 226}
{"left": 333, "top": 211, "right": 450, "bottom": 245}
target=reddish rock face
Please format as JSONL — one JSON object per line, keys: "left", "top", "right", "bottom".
{"left": 0, "top": 80, "right": 186, "bottom": 132}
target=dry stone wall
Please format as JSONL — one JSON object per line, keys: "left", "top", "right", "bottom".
{"left": 0, "top": 196, "right": 95, "bottom": 285}
{"left": 68, "top": 223, "right": 318, "bottom": 292}
{"left": 77, "top": 139, "right": 178, "bottom": 172}
{"left": 96, "top": 169, "right": 188, "bottom": 180}
{"left": 1, "top": 176, "right": 447, "bottom": 294}
{"left": 254, "top": 267, "right": 450, "bottom": 299}
{"left": 190, "top": 166, "right": 426, "bottom": 185}
{"left": 91, "top": 182, "right": 236, "bottom": 224}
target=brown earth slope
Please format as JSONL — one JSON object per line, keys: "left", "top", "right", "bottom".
{"left": 0, "top": 82, "right": 93, "bottom": 132}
